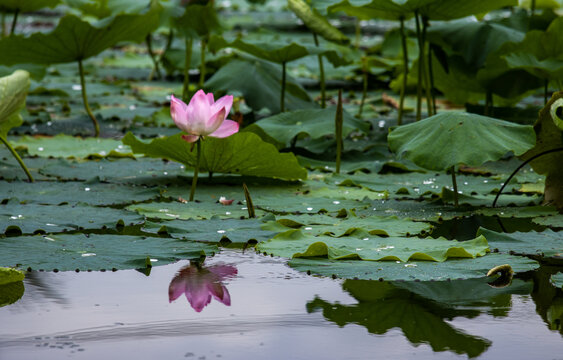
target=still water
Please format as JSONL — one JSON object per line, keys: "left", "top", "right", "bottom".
{"left": 1, "top": 249, "right": 562, "bottom": 360}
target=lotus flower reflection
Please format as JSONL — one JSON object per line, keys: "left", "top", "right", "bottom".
{"left": 170, "top": 90, "right": 239, "bottom": 143}
{"left": 169, "top": 264, "right": 237, "bottom": 312}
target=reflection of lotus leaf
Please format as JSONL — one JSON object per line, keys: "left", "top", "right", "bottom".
{"left": 307, "top": 280, "right": 492, "bottom": 358}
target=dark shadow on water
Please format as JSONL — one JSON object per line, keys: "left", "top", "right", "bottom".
{"left": 429, "top": 214, "right": 546, "bottom": 241}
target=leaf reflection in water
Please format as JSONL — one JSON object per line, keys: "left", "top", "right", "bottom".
{"left": 168, "top": 263, "right": 237, "bottom": 312}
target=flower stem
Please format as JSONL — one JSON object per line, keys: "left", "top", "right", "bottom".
{"left": 398, "top": 17, "right": 408, "bottom": 126}
{"left": 280, "top": 61, "right": 286, "bottom": 112}
{"left": 189, "top": 139, "right": 201, "bottom": 202}
{"left": 1, "top": 136, "right": 33, "bottom": 182}
{"left": 183, "top": 37, "right": 193, "bottom": 102}
{"left": 78, "top": 59, "right": 100, "bottom": 137}
{"left": 313, "top": 33, "right": 326, "bottom": 108}
{"left": 450, "top": 165, "right": 459, "bottom": 207}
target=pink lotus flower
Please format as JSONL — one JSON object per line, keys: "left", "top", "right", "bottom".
{"left": 169, "top": 264, "right": 237, "bottom": 312}
{"left": 170, "top": 90, "right": 239, "bottom": 143}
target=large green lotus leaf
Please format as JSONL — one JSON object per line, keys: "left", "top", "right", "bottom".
{"left": 13, "top": 135, "right": 133, "bottom": 159}
{"left": 0, "top": 267, "right": 25, "bottom": 307}
{"left": 439, "top": 186, "right": 541, "bottom": 207}
{"left": 358, "top": 199, "right": 472, "bottom": 222}
{"left": 65, "top": 0, "right": 152, "bottom": 18}
{"left": 205, "top": 58, "right": 314, "bottom": 113}
{"left": 127, "top": 201, "right": 265, "bottom": 220}
{"left": 532, "top": 214, "right": 563, "bottom": 229}
{"left": 289, "top": 253, "right": 539, "bottom": 281}
{"left": 253, "top": 107, "right": 369, "bottom": 147}
{"left": 207, "top": 36, "right": 349, "bottom": 67}
{"left": 257, "top": 229, "right": 489, "bottom": 262}
{"left": 0, "top": 152, "right": 52, "bottom": 181}
{"left": 551, "top": 272, "right": 563, "bottom": 289}
{"left": 418, "top": 0, "right": 518, "bottom": 21}
{"left": 328, "top": 0, "right": 516, "bottom": 21}
{"left": 504, "top": 52, "right": 563, "bottom": 80}
{"left": 476, "top": 205, "right": 559, "bottom": 218}
{"left": 288, "top": 0, "right": 349, "bottom": 44}
{"left": 328, "top": 0, "right": 431, "bottom": 20}
{"left": 0, "top": 281, "right": 24, "bottom": 308}
{"left": 500, "top": 17, "right": 563, "bottom": 79}
{"left": 122, "top": 132, "right": 308, "bottom": 181}
{"left": 1, "top": 180, "right": 161, "bottom": 206}
{"left": 427, "top": 19, "right": 525, "bottom": 70}
{"left": 143, "top": 215, "right": 277, "bottom": 244}
{"left": 0, "top": 70, "right": 30, "bottom": 138}
{"left": 299, "top": 157, "right": 384, "bottom": 174}
{"left": 307, "top": 293, "right": 490, "bottom": 358}
{"left": 0, "top": 202, "right": 144, "bottom": 234}
{"left": 0, "top": 7, "right": 160, "bottom": 65}
{"left": 39, "top": 157, "right": 187, "bottom": 183}
{"left": 0, "top": 0, "right": 60, "bottom": 12}
{"left": 388, "top": 112, "right": 536, "bottom": 172}
{"left": 262, "top": 214, "right": 432, "bottom": 237}
{"left": 173, "top": 3, "right": 222, "bottom": 38}
{"left": 476, "top": 228, "right": 563, "bottom": 260}
{"left": 304, "top": 185, "right": 387, "bottom": 202}
{"left": 328, "top": 172, "right": 518, "bottom": 199}
{"left": 0, "top": 234, "right": 217, "bottom": 271}
{"left": 0, "top": 267, "right": 24, "bottom": 285}
{"left": 255, "top": 194, "right": 370, "bottom": 215}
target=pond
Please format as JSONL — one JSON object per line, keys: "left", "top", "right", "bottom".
{"left": 1, "top": 249, "right": 562, "bottom": 360}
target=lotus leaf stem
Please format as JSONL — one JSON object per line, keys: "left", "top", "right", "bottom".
{"left": 421, "top": 16, "right": 433, "bottom": 117}
{"left": 355, "top": 18, "right": 361, "bottom": 49}
{"left": 146, "top": 33, "right": 162, "bottom": 80}
{"left": 10, "top": 9, "right": 18, "bottom": 35}
{"left": 243, "top": 183, "right": 255, "bottom": 218}
{"left": 398, "top": 17, "right": 408, "bottom": 126}
{"left": 199, "top": 38, "right": 207, "bottom": 89}
{"left": 414, "top": 12, "right": 422, "bottom": 121}
{"left": 335, "top": 89, "right": 343, "bottom": 174}
{"left": 427, "top": 43, "right": 436, "bottom": 115}
{"left": 189, "top": 138, "right": 202, "bottom": 202}
{"left": 450, "top": 165, "right": 459, "bottom": 207}
{"left": 358, "top": 57, "right": 367, "bottom": 117}
{"left": 281, "top": 61, "right": 286, "bottom": 112}
{"left": 78, "top": 59, "right": 100, "bottom": 137}
{"left": 183, "top": 37, "right": 193, "bottom": 102}
{"left": 492, "top": 147, "right": 563, "bottom": 208}
{"left": 0, "top": 136, "right": 33, "bottom": 182}
{"left": 544, "top": 79, "right": 548, "bottom": 105}
{"left": 313, "top": 33, "right": 326, "bottom": 108}
{"left": 485, "top": 91, "right": 493, "bottom": 116}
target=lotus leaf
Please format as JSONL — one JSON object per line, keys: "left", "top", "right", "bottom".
{"left": 0, "top": 234, "right": 217, "bottom": 271}
{"left": 388, "top": 112, "right": 536, "bottom": 172}
{"left": 0, "top": 202, "right": 144, "bottom": 234}
{"left": 477, "top": 227, "right": 563, "bottom": 261}
{"left": 257, "top": 229, "right": 489, "bottom": 262}
{"left": 289, "top": 253, "right": 539, "bottom": 281}
{"left": 122, "top": 132, "right": 308, "bottom": 181}
{"left": 254, "top": 107, "right": 368, "bottom": 147}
